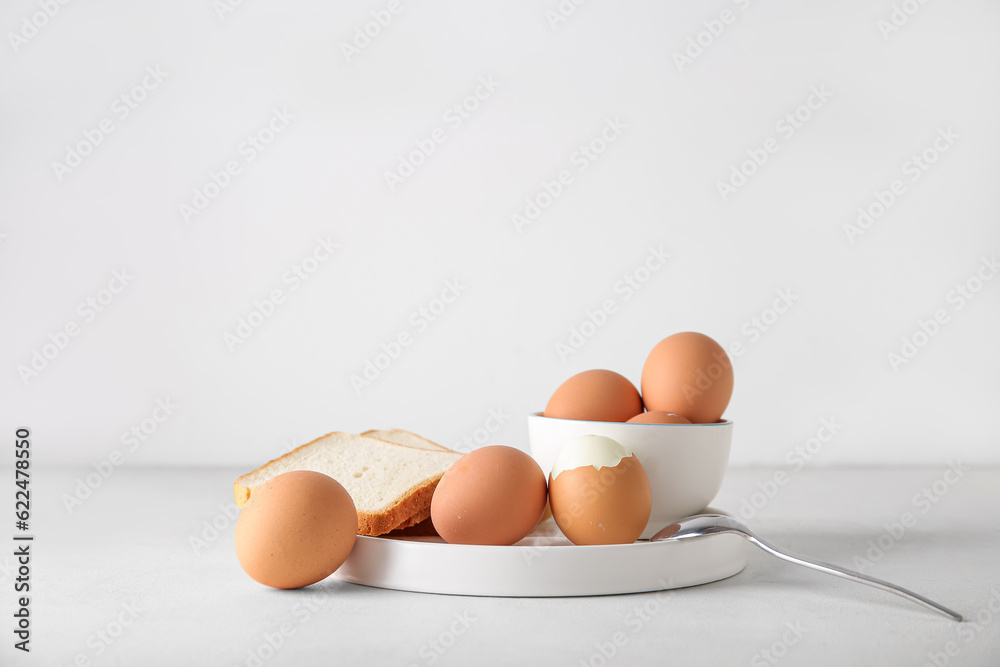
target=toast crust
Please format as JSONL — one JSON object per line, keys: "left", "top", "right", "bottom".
{"left": 386, "top": 517, "right": 438, "bottom": 537}
{"left": 359, "top": 479, "right": 437, "bottom": 536}
{"left": 233, "top": 431, "right": 455, "bottom": 536}
{"left": 361, "top": 428, "right": 456, "bottom": 453}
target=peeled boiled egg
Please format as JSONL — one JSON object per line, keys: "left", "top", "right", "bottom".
{"left": 641, "top": 332, "right": 733, "bottom": 423}
{"left": 626, "top": 410, "right": 691, "bottom": 424}
{"left": 431, "top": 445, "right": 547, "bottom": 546}
{"left": 548, "top": 435, "right": 651, "bottom": 545}
{"left": 544, "top": 369, "right": 643, "bottom": 422}
{"left": 235, "top": 471, "right": 357, "bottom": 589}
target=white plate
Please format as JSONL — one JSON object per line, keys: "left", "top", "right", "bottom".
{"left": 334, "top": 518, "right": 747, "bottom": 597}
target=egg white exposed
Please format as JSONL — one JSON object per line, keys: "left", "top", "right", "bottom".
{"left": 550, "top": 435, "right": 634, "bottom": 479}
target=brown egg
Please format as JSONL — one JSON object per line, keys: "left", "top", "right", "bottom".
{"left": 235, "top": 471, "right": 357, "bottom": 589}
{"left": 626, "top": 410, "right": 692, "bottom": 424}
{"left": 548, "top": 435, "right": 651, "bottom": 545}
{"left": 431, "top": 445, "right": 547, "bottom": 545}
{"left": 641, "top": 332, "right": 733, "bottom": 423}
{"left": 544, "top": 369, "right": 643, "bottom": 422}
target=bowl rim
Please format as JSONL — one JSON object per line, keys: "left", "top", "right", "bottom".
{"left": 528, "top": 412, "right": 732, "bottom": 427}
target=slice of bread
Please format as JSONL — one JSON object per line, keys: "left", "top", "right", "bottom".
{"left": 234, "top": 432, "right": 461, "bottom": 536}
{"left": 362, "top": 428, "right": 454, "bottom": 452}
{"left": 386, "top": 517, "right": 439, "bottom": 538}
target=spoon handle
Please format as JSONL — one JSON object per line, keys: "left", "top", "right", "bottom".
{"left": 745, "top": 535, "right": 963, "bottom": 622}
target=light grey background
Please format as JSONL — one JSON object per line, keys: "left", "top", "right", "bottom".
{"left": 2, "top": 0, "right": 999, "bottom": 467}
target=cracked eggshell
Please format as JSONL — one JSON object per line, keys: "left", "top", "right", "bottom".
{"left": 548, "top": 435, "right": 652, "bottom": 546}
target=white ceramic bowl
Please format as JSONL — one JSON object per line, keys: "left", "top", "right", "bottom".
{"left": 527, "top": 413, "right": 733, "bottom": 539}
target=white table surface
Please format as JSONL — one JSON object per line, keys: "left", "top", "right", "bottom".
{"left": 5, "top": 466, "right": 998, "bottom": 666}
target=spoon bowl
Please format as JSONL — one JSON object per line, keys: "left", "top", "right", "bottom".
{"left": 652, "top": 514, "right": 962, "bottom": 622}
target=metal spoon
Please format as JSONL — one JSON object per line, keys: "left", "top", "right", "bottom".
{"left": 651, "top": 514, "right": 962, "bottom": 622}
